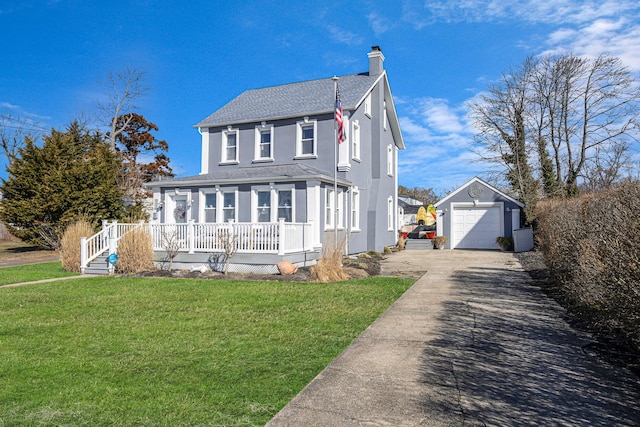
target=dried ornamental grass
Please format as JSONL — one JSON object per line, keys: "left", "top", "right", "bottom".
{"left": 60, "top": 220, "right": 95, "bottom": 273}
{"left": 116, "top": 227, "right": 155, "bottom": 274}
{"left": 311, "top": 240, "right": 348, "bottom": 282}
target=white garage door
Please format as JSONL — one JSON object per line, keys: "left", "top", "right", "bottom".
{"left": 452, "top": 207, "right": 501, "bottom": 249}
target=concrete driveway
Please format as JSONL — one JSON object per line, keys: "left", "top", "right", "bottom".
{"left": 267, "top": 250, "right": 640, "bottom": 426}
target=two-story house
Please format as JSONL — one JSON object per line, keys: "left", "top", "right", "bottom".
{"left": 132, "top": 46, "right": 404, "bottom": 273}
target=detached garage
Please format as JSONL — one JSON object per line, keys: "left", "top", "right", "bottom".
{"left": 434, "top": 177, "right": 524, "bottom": 250}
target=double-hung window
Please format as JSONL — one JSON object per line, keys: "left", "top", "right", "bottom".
{"left": 204, "top": 193, "right": 216, "bottom": 222}
{"left": 277, "top": 190, "right": 293, "bottom": 222}
{"left": 222, "top": 192, "right": 236, "bottom": 222}
{"left": 387, "top": 196, "right": 394, "bottom": 231}
{"left": 325, "top": 188, "right": 335, "bottom": 229}
{"left": 256, "top": 190, "right": 271, "bottom": 222}
{"left": 351, "top": 120, "right": 360, "bottom": 161}
{"left": 351, "top": 188, "right": 360, "bottom": 231}
{"left": 254, "top": 125, "right": 273, "bottom": 162}
{"left": 325, "top": 188, "right": 344, "bottom": 230}
{"left": 222, "top": 129, "right": 239, "bottom": 164}
{"left": 296, "top": 119, "right": 317, "bottom": 158}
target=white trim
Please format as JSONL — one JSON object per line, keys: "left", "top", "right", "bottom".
{"left": 295, "top": 119, "right": 317, "bottom": 158}
{"left": 351, "top": 120, "right": 361, "bottom": 161}
{"left": 386, "top": 144, "right": 393, "bottom": 177}
{"left": 221, "top": 128, "right": 239, "bottom": 164}
{"left": 221, "top": 189, "right": 238, "bottom": 222}
{"left": 199, "top": 188, "right": 218, "bottom": 223}
{"left": 252, "top": 186, "right": 273, "bottom": 223}
{"left": 276, "top": 186, "right": 295, "bottom": 223}
{"left": 200, "top": 128, "right": 209, "bottom": 174}
{"left": 383, "top": 100, "right": 387, "bottom": 130}
{"left": 435, "top": 176, "right": 524, "bottom": 208}
{"left": 387, "top": 196, "right": 394, "bottom": 231}
{"left": 364, "top": 93, "right": 372, "bottom": 118}
{"left": 351, "top": 187, "right": 360, "bottom": 232}
{"left": 325, "top": 187, "right": 335, "bottom": 230}
{"left": 253, "top": 124, "right": 274, "bottom": 163}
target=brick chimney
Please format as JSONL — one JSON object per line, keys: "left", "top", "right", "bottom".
{"left": 368, "top": 46, "right": 385, "bottom": 75}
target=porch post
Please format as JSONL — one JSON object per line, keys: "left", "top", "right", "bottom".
{"left": 278, "top": 218, "right": 285, "bottom": 256}
{"left": 80, "top": 237, "right": 87, "bottom": 274}
{"left": 305, "top": 220, "right": 314, "bottom": 251}
{"left": 188, "top": 219, "right": 195, "bottom": 254}
{"left": 108, "top": 220, "right": 118, "bottom": 274}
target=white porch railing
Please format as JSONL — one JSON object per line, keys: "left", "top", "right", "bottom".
{"left": 80, "top": 220, "right": 145, "bottom": 274}
{"left": 149, "top": 219, "right": 314, "bottom": 254}
{"left": 81, "top": 219, "right": 316, "bottom": 273}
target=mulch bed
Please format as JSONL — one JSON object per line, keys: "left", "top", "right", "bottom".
{"left": 133, "top": 252, "right": 383, "bottom": 283}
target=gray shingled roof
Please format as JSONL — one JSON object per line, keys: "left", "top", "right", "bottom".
{"left": 194, "top": 72, "right": 382, "bottom": 128}
{"left": 146, "top": 164, "right": 351, "bottom": 187}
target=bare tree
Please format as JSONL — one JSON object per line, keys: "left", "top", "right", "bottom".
{"left": 536, "top": 54, "right": 639, "bottom": 196}
{"left": 161, "top": 228, "right": 181, "bottom": 271}
{"left": 98, "top": 68, "right": 148, "bottom": 151}
{"left": 219, "top": 227, "right": 238, "bottom": 274}
{"left": 469, "top": 56, "right": 539, "bottom": 222}
{"left": 0, "top": 114, "right": 44, "bottom": 168}
{"left": 580, "top": 143, "right": 631, "bottom": 193}
{"left": 470, "top": 53, "right": 640, "bottom": 204}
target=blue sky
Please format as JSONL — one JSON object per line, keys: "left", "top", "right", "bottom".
{"left": 1, "top": 0, "right": 639, "bottom": 196}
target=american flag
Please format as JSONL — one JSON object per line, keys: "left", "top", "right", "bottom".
{"left": 335, "top": 85, "right": 346, "bottom": 144}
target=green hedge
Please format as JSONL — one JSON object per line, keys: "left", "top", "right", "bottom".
{"left": 536, "top": 181, "right": 640, "bottom": 354}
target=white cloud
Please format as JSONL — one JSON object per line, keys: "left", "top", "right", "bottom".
{"left": 0, "top": 102, "right": 50, "bottom": 122}
{"left": 542, "top": 17, "right": 640, "bottom": 72}
{"left": 407, "top": 0, "right": 638, "bottom": 26}
{"left": 326, "top": 24, "right": 363, "bottom": 46}
{"left": 367, "top": 12, "right": 394, "bottom": 36}
{"left": 403, "top": 0, "right": 640, "bottom": 72}
{"left": 397, "top": 96, "right": 484, "bottom": 191}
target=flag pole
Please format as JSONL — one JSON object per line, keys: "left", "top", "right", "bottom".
{"left": 331, "top": 76, "right": 339, "bottom": 250}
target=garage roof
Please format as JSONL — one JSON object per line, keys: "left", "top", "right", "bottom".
{"left": 435, "top": 176, "right": 525, "bottom": 208}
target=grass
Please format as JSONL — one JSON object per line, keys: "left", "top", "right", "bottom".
{"left": 0, "top": 261, "right": 78, "bottom": 286}
{"left": 0, "top": 276, "right": 414, "bottom": 426}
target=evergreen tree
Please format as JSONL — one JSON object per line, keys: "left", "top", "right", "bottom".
{"left": 0, "top": 121, "right": 126, "bottom": 247}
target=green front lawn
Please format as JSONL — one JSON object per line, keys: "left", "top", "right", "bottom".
{"left": 0, "top": 276, "right": 413, "bottom": 426}
{"left": 0, "top": 261, "right": 78, "bottom": 286}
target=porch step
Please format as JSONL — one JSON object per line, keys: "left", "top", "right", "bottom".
{"left": 404, "top": 239, "right": 434, "bottom": 250}
{"left": 84, "top": 254, "right": 111, "bottom": 275}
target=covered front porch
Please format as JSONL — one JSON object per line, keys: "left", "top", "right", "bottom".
{"left": 81, "top": 220, "right": 321, "bottom": 274}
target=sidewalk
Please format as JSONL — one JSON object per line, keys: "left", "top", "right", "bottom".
{"left": 266, "top": 250, "right": 640, "bottom": 426}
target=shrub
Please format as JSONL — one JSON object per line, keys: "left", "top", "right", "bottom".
{"left": 536, "top": 182, "right": 640, "bottom": 355}
{"left": 311, "top": 239, "right": 348, "bottom": 282}
{"left": 60, "top": 220, "right": 95, "bottom": 273}
{"left": 116, "top": 227, "right": 155, "bottom": 274}
{"left": 496, "top": 236, "right": 514, "bottom": 251}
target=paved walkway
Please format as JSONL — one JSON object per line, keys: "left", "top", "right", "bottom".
{"left": 267, "top": 250, "right": 640, "bottom": 426}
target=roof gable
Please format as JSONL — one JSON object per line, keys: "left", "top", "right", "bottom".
{"left": 435, "top": 176, "right": 525, "bottom": 208}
